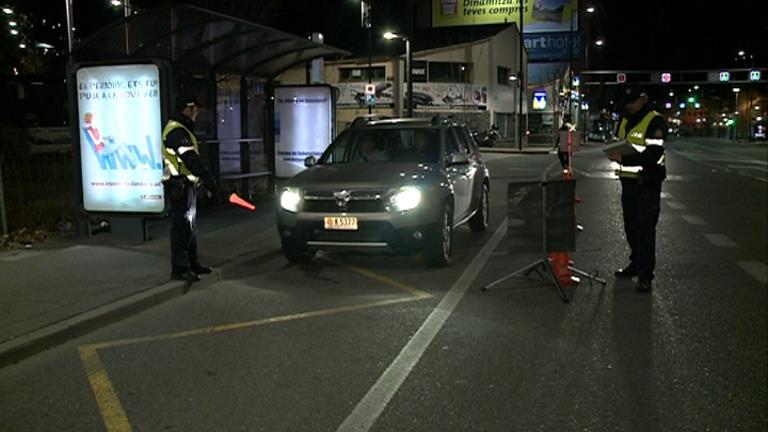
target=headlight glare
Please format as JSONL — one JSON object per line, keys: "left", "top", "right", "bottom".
{"left": 280, "top": 188, "right": 301, "bottom": 212}
{"left": 391, "top": 187, "right": 421, "bottom": 211}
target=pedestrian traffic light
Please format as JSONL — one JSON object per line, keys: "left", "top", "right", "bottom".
{"left": 687, "top": 96, "right": 695, "bottom": 104}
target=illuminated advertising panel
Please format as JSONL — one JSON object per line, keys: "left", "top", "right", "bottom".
{"left": 532, "top": 90, "right": 548, "bottom": 110}
{"left": 76, "top": 64, "right": 164, "bottom": 213}
{"left": 433, "top": 0, "right": 579, "bottom": 33}
{"left": 274, "top": 86, "right": 334, "bottom": 178}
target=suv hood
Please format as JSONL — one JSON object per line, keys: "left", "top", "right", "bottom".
{"left": 288, "top": 163, "right": 441, "bottom": 190}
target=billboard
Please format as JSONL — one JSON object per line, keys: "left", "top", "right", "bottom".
{"left": 76, "top": 64, "right": 164, "bottom": 213}
{"left": 524, "top": 32, "right": 584, "bottom": 61}
{"left": 274, "top": 86, "right": 334, "bottom": 178}
{"left": 433, "top": 0, "right": 579, "bottom": 33}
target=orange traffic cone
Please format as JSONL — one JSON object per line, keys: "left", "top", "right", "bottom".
{"left": 228, "top": 192, "right": 256, "bottom": 211}
{"left": 548, "top": 252, "right": 579, "bottom": 286}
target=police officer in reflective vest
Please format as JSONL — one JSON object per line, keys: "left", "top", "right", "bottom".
{"left": 607, "top": 87, "right": 668, "bottom": 292}
{"left": 163, "top": 94, "right": 219, "bottom": 283}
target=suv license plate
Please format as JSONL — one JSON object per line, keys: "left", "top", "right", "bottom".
{"left": 324, "top": 216, "right": 358, "bottom": 231}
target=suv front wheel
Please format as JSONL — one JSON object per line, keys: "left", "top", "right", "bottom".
{"left": 281, "top": 238, "right": 316, "bottom": 264}
{"left": 424, "top": 202, "right": 453, "bottom": 267}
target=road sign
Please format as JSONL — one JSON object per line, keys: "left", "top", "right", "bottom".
{"left": 750, "top": 70, "right": 761, "bottom": 81}
{"left": 661, "top": 72, "right": 672, "bottom": 83}
{"left": 365, "top": 94, "right": 376, "bottom": 106}
{"left": 719, "top": 71, "right": 730, "bottom": 82}
{"left": 616, "top": 73, "right": 626, "bottom": 83}
{"left": 364, "top": 84, "right": 375, "bottom": 96}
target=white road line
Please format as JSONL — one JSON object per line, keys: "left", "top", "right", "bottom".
{"left": 666, "top": 201, "right": 687, "bottom": 210}
{"left": 660, "top": 192, "right": 674, "bottom": 199}
{"left": 703, "top": 233, "right": 738, "bottom": 247}
{"left": 336, "top": 219, "right": 508, "bottom": 432}
{"left": 681, "top": 215, "right": 708, "bottom": 226}
{"left": 738, "top": 261, "right": 768, "bottom": 285}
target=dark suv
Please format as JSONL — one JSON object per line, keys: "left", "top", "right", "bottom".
{"left": 276, "top": 117, "right": 490, "bottom": 267}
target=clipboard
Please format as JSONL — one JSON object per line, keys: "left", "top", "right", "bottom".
{"left": 602, "top": 140, "right": 638, "bottom": 157}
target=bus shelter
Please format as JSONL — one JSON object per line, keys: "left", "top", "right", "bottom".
{"left": 69, "top": 4, "right": 348, "bottom": 240}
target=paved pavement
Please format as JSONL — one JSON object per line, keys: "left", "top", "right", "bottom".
{"left": 0, "top": 198, "right": 276, "bottom": 367}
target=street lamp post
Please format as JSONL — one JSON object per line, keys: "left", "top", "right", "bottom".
{"left": 517, "top": 3, "right": 524, "bottom": 150}
{"left": 384, "top": 31, "right": 413, "bottom": 118}
{"left": 361, "top": 1, "right": 372, "bottom": 114}
{"left": 733, "top": 87, "right": 741, "bottom": 142}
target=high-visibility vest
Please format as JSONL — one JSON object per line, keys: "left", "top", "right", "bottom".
{"left": 616, "top": 110, "right": 665, "bottom": 178}
{"left": 161, "top": 120, "right": 199, "bottom": 184}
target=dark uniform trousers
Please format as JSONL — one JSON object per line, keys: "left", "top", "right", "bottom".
{"left": 167, "top": 178, "right": 199, "bottom": 273}
{"left": 620, "top": 176, "right": 662, "bottom": 282}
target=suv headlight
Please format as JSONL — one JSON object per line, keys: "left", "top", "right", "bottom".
{"left": 280, "top": 188, "right": 302, "bottom": 212}
{"left": 390, "top": 186, "right": 421, "bottom": 212}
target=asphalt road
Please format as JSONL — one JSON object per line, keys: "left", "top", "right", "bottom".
{"left": 0, "top": 138, "right": 765, "bottom": 432}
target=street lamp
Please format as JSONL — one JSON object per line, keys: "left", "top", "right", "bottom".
{"left": 384, "top": 30, "right": 412, "bottom": 118}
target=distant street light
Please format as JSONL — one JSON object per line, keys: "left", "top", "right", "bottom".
{"left": 594, "top": 39, "right": 605, "bottom": 46}
{"left": 384, "top": 31, "right": 413, "bottom": 118}
{"left": 2, "top": 7, "right": 13, "bottom": 15}
{"left": 586, "top": 6, "right": 595, "bottom": 13}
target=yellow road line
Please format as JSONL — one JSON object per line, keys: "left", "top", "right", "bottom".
{"left": 324, "top": 257, "right": 433, "bottom": 299}
{"left": 79, "top": 261, "right": 431, "bottom": 432}
{"left": 79, "top": 347, "right": 132, "bottom": 432}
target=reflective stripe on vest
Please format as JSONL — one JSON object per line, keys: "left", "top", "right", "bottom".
{"left": 162, "top": 120, "right": 199, "bottom": 183}
{"left": 616, "top": 111, "right": 665, "bottom": 178}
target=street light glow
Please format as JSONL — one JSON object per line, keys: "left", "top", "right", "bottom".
{"left": 594, "top": 39, "right": 604, "bottom": 46}
{"left": 586, "top": 6, "right": 595, "bottom": 13}
{"left": 10, "top": 29, "right": 17, "bottom": 35}
{"left": 733, "top": 87, "right": 741, "bottom": 93}
{"left": 738, "top": 50, "right": 745, "bottom": 56}
{"left": 2, "top": 7, "right": 13, "bottom": 14}
{"left": 383, "top": 31, "right": 399, "bottom": 40}
{"left": 111, "top": 0, "right": 121, "bottom": 6}
{"left": 8, "top": 20, "right": 16, "bottom": 26}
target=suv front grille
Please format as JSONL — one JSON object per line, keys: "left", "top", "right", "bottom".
{"left": 303, "top": 188, "right": 389, "bottom": 213}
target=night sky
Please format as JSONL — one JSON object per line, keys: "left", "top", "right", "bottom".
{"left": 7, "top": 0, "right": 768, "bottom": 70}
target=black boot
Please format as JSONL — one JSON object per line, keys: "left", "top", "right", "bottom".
{"left": 614, "top": 266, "right": 637, "bottom": 278}
{"left": 191, "top": 263, "right": 213, "bottom": 274}
{"left": 635, "top": 279, "right": 652, "bottom": 293}
{"left": 171, "top": 270, "right": 201, "bottom": 282}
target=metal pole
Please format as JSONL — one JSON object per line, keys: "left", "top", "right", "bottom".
{"left": 65, "top": 0, "right": 74, "bottom": 53}
{"left": 365, "top": 1, "right": 373, "bottom": 114}
{"left": 517, "top": 1, "right": 524, "bottom": 150}
{"left": 406, "top": 37, "right": 413, "bottom": 118}
{"left": 569, "top": 9, "right": 574, "bottom": 120}
{"left": 0, "top": 163, "right": 7, "bottom": 236}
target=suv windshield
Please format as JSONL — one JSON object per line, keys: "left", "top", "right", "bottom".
{"left": 319, "top": 128, "right": 441, "bottom": 164}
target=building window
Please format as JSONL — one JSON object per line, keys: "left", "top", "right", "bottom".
{"left": 340, "top": 66, "right": 386, "bottom": 82}
{"left": 498, "top": 66, "right": 512, "bottom": 85}
{"left": 428, "top": 62, "right": 471, "bottom": 83}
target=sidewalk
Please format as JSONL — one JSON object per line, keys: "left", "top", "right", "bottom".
{"left": 0, "top": 198, "right": 277, "bottom": 367}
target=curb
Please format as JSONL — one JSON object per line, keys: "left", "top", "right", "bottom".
{"left": 0, "top": 270, "right": 222, "bottom": 368}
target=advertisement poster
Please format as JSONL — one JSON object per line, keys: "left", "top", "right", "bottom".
{"left": 433, "top": 0, "right": 579, "bottom": 33}
{"left": 334, "top": 81, "right": 395, "bottom": 108}
{"left": 76, "top": 64, "right": 164, "bottom": 213}
{"left": 274, "top": 86, "right": 334, "bottom": 178}
{"left": 410, "top": 83, "right": 487, "bottom": 108}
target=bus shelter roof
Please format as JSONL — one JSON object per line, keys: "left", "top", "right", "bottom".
{"left": 72, "top": 4, "right": 349, "bottom": 78}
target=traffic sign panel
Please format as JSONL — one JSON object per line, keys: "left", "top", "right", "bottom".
{"left": 617, "top": 73, "right": 626, "bottom": 83}
{"left": 364, "top": 84, "right": 376, "bottom": 96}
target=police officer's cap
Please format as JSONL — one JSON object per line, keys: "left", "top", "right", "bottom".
{"left": 175, "top": 93, "right": 202, "bottom": 111}
{"left": 621, "top": 86, "right": 649, "bottom": 105}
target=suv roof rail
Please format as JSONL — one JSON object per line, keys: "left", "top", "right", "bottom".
{"left": 350, "top": 114, "right": 393, "bottom": 128}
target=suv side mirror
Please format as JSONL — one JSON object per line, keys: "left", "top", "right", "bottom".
{"left": 448, "top": 150, "right": 469, "bottom": 165}
{"left": 304, "top": 156, "right": 317, "bottom": 167}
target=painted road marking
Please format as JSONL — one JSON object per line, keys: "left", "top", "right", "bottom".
{"left": 666, "top": 201, "right": 687, "bottom": 210}
{"left": 660, "top": 192, "right": 674, "bottom": 199}
{"left": 703, "top": 233, "right": 738, "bottom": 248}
{"left": 79, "top": 347, "right": 132, "bottom": 432}
{"left": 336, "top": 219, "right": 507, "bottom": 432}
{"left": 681, "top": 215, "right": 708, "bottom": 226}
{"left": 79, "top": 262, "right": 433, "bottom": 432}
{"left": 738, "top": 261, "right": 768, "bottom": 285}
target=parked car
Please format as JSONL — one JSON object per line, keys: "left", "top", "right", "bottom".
{"left": 276, "top": 117, "right": 490, "bottom": 267}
